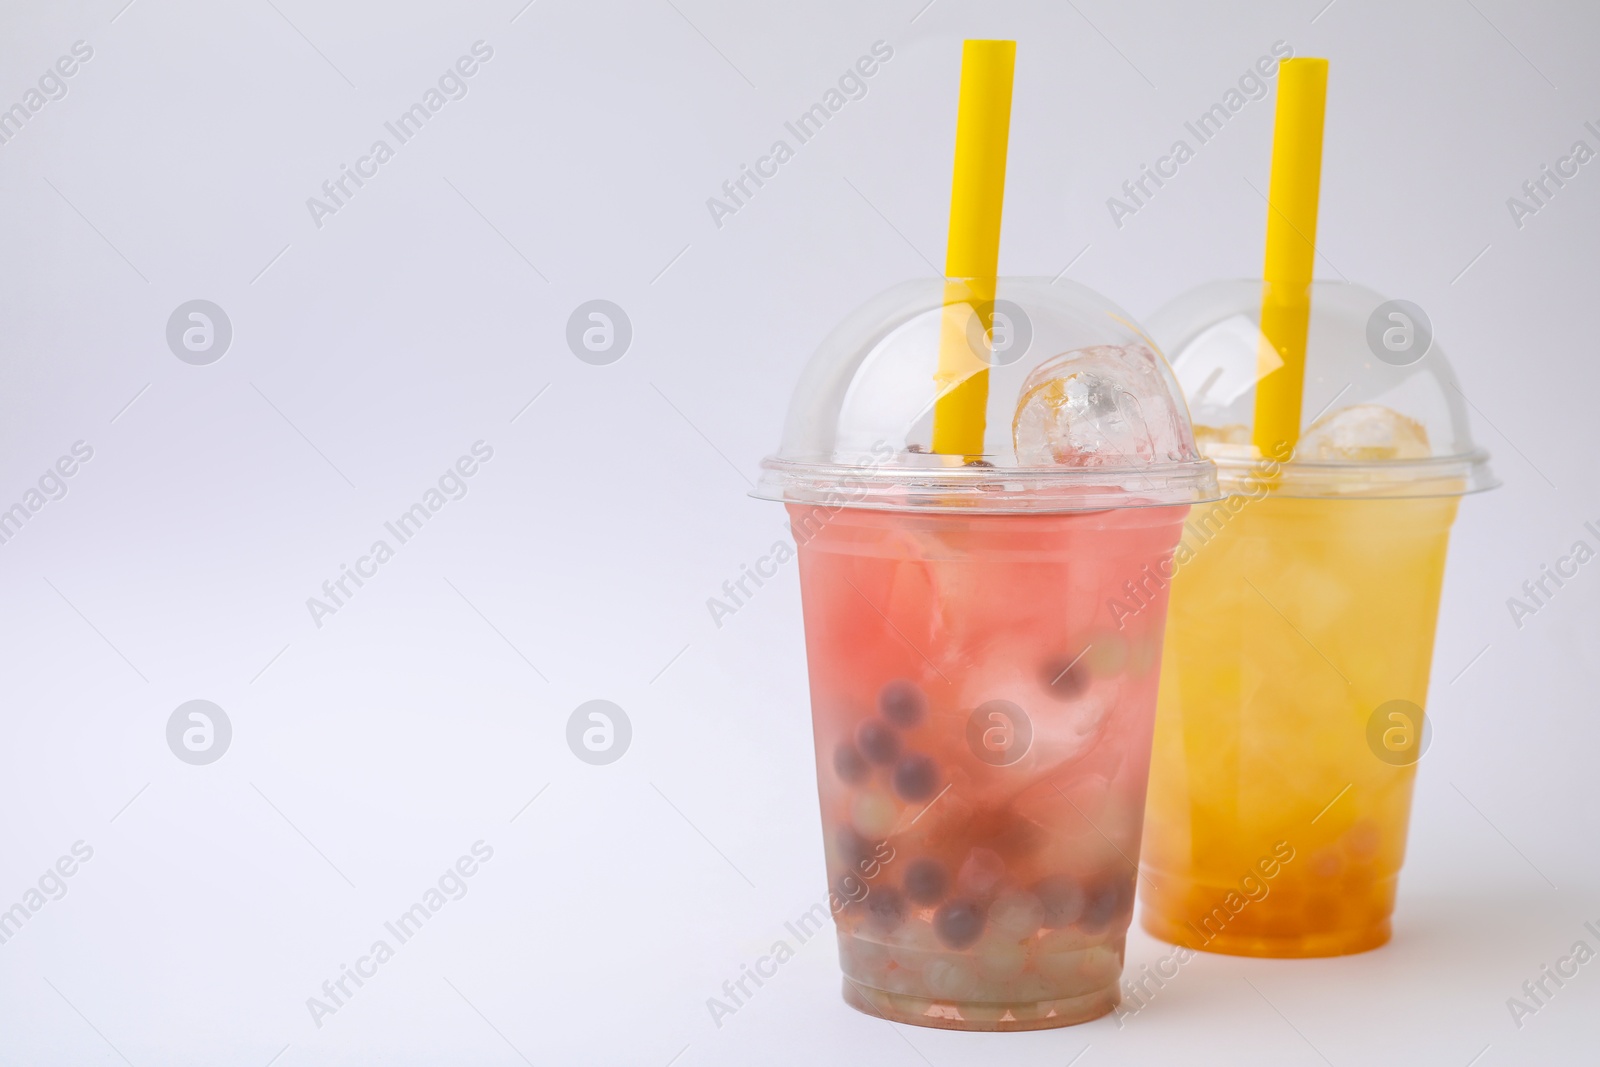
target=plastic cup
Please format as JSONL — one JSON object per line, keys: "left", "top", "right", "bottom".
{"left": 1137, "top": 281, "right": 1496, "bottom": 957}
{"left": 757, "top": 278, "right": 1216, "bottom": 1028}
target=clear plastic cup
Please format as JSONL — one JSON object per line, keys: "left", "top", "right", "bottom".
{"left": 1138, "top": 281, "right": 1496, "bottom": 957}
{"left": 757, "top": 278, "right": 1217, "bottom": 1028}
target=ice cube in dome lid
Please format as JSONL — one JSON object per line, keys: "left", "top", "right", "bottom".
{"left": 1148, "top": 280, "right": 1497, "bottom": 498}
{"left": 756, "top": 277, "right": 1218, "bottom": 513}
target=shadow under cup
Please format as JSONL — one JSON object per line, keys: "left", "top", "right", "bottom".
{"left": 790, "top": 502, "right": 1189, "bottom": 1030}
{"left": 1140, "top": 493, "right": 1460, "bottom": 958}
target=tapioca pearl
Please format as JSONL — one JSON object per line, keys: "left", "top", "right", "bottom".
{"left": 904, "top": 857, "right": 950, "bottom": 906}
{"left": 1034, "top": 938, "right": 1085, "bottom": 988}
{"left": 988, "top": 890, "right": 1045, "bottom": 938}
{"left": 1310, "top": 847, "right": 1343, "bottom": 880}
{"left": 1264, "top": 878, "right": 1305, "bottom": 912}
{"left": 879, "top": 680, "right": 926, "bottom": 728}
{"left": 922, "top": 957, "right": 980, "bottom": 1000}
{"left": 1034, "top": 950, "right": 1085, "bottom": 991}
{"left": 1034, "top": 927, "right": 1085, "bottom": 958}
{"left": 1041, "top": 651, "right": 1091, "bottom": 701}
{"left": 832, "top": 874, "right": 869, "bottom": 919}
{"left": 1339, "top": 862, "right": 1378, "bottom": 893}
{"left": 956, "top": 848, "right": 1006, "bottom": 898}
{"left": 882, "top": 964, "right": 923, "bottom": 996}
{"left": 1033, "top": 875, "right": 1087, "bottom": 928}
{"left": 975, "top": 937, "right": 1028, "bottom": 979}
{"left": 834, "top": 864, "right": 876, "bottom": 895}
{"left": 1008, "top": 971, "right": 1055, "bottom": 1004}
{"left": 832, "top": 742, "right": 870, "bottom": 785}
{"left": 1363, "top": 888, "right": 1396, "bottom": 925}
{"left": 886, "top": 917, "right": 942, "bottom": 961}
{"left": 1258, "top": 911, "right": 1303, "bottom": 938}
{"left": 864, "top": 886, "right": 909, "bottom": 935}
{"left": 841, "top": 935, "right": 894, "bottom": 975}
{"left": 933, "top": 900, "right": 987, "bottom": 949}
{"left": 1302, "top": 892, "right": 1343, "bottom": 930}
{"left": 1075, "top": 943, "right": 1122, "bottom": 985}
{"left": 839, "top": 938, "right": 893, "bottom": 985}
{"left": 1341, "top": 819, "right": 1382, "bottom": 862}
{"left": 891, "top": 753, "right": 939, "bottom": 802}
{"left": 851, "top": 791, "right": 898, "bottom": 838}
{"left": 1085, "top": 631, "right": 1129, "bottom": 674}
{"left": 1077, "top": 878, "right": 1130, "bottom": 934}
{"left": 856, "top": 719, "right": 901, "bottom": 764}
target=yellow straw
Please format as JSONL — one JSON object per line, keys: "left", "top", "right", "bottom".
{"left": 1252, "top": 57, "right": 1328, "bottom": 459}
{"left": 931, "top": 40, "right": 1015, "bottom": 460}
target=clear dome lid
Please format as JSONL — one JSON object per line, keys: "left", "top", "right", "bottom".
{"left": 1148, "top": 280, "right": 1498, "bottom": 498}
{"left": 756, "top": 277, "right": 1218, "bottom": 512}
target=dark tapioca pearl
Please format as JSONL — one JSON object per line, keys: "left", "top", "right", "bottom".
{"left": 1041, "top": 651, "right": 1092, "bottom": 701}
{"left": 903, "top": 857, "right": 949, "bottom": 906}
{"left": 833, "top": 742, "right": 869, "bottom": 785}
{"left": 832, "top": 872, "right": 868, "bottom": 907}
{"left": 1034, "top": 875, "right": 1087, "bottom": 928}
{"left": 891, "top": 753, "right": 939, "bottom": 802}
{"left": 856, "top": 719, "right": 901, "bottom": 765}
{"left": 864, "top": 885, "right": 908, "bottom": 934}
{"left": 879, "top": 680, "right": 927, "bottom": 728}
{"left": 933, "top": 899, "right": 986, "bottom": 949}
{"left": 1077, "top": 879, "right": 1130, "bottom": 933}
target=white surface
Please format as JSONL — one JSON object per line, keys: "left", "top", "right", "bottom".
{"left": 0, "top": 0, "right": 1596, "bottom": 1064}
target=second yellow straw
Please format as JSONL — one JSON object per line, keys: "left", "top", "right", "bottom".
{"left": 1253, "top": 57, "right": 1328, "bottom": 459}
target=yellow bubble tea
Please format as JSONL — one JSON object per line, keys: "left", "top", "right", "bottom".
{"left": 1139, "top": 492, "right": 1458, "bottom": 958}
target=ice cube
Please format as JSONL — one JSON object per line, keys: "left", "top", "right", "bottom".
{"left": 1300, "top": 404, "right": 1430, "bottom": 461}
{"left": 1012, "top": 345, "right": 1189, "bottom": 466}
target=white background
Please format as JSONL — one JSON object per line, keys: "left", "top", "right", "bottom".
{"left": 0, "top": 0, "right": 1596, "bottom": 1064}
